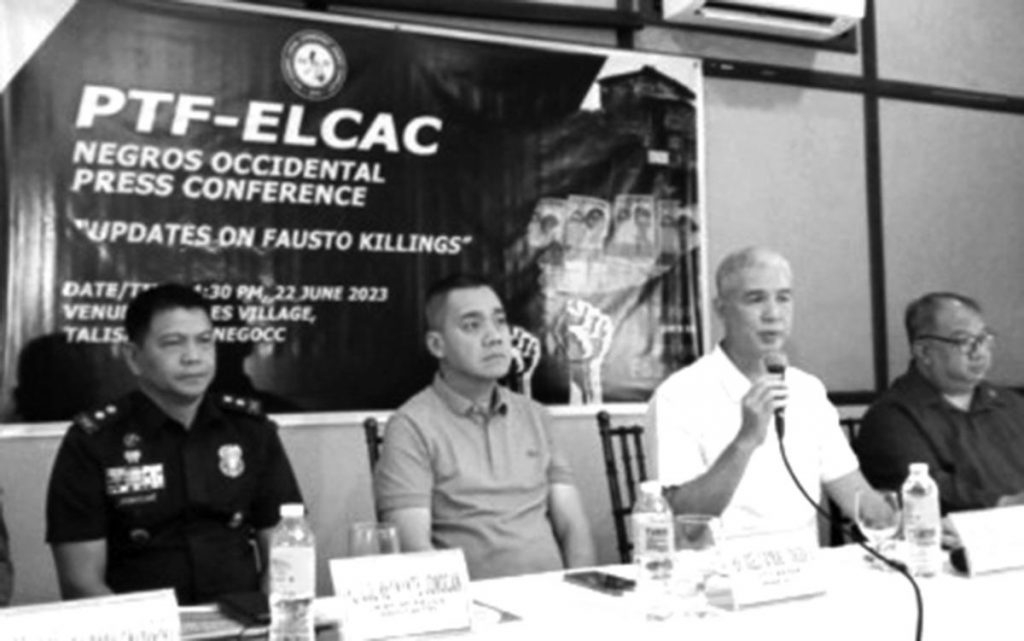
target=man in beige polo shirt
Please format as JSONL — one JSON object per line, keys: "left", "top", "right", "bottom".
{"left": 374, "top": 274, "right": 595, "bottom": 579}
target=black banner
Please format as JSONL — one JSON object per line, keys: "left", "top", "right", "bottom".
{"left": 1, "top": 0, "right": 704, "bottom": 419}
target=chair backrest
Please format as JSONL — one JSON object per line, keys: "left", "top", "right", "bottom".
{"left": 839, "top": 416, "right": 863, "bottom": 445}
{"left": 363, "top": 417, "right": 383, "bottom": 470}
{"left": 596, "top": 410, "right": 649, "bottom": 564}
{"left": 828, "top": 415, "right": 865, "bottom": 546}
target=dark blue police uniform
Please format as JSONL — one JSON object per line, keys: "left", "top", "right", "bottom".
{"left": 45, "top": 391, "right": 303, "bottom": 604}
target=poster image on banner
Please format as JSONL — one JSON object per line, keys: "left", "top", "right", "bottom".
{"left": 0, "top": 0, "right": 706, "bottom": 419}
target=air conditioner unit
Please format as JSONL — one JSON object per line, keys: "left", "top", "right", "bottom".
{"left": 662, "top": 0, "right": 865, "bottom": 42}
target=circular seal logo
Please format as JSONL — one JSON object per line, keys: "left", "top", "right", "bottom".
{"left": 281, "top": 30, "right": 347, "bottom": 101}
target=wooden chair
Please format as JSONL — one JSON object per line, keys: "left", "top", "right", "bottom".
{"left": 363, "top": 417, "right": 384, "bottom": 469}
{"left": 839, "top": 416, "right": 863, "bottom": 444}
{"left": 828, "top": 415, "right": 865, "bottom": 546}
{"left": 596, "top": 410, "right": 650, "bottom": 564}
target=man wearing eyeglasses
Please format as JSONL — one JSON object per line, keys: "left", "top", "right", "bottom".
{"left": 856, "top": 292, "right": 1024, "bottom": 512}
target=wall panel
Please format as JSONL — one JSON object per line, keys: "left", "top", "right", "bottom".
{"left": 876, "top": 0, "right": 1024, "bottom": 96}
{"left": 704, "top": 78, "right": 873, "bottom": 392}
{"left": 881, "top": 100, "right": 1024, "bottom": 385}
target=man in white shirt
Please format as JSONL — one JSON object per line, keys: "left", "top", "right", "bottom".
{"left": 647, "top": 247, "right": 884, "bottom": 541}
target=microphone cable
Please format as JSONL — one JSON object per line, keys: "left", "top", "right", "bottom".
{"left": 777, "top": 436, "right": 923, "bottom": 641}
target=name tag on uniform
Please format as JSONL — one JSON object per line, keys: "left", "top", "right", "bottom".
{"left": 106, "top": 464, "right": 165, "bottom": 496}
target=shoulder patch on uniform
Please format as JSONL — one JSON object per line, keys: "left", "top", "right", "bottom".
{"left": 216, "top": 393, "right": 265, "bottom": 417}
{"left": 72, "top": 402, "right": 123, "bottom": 435}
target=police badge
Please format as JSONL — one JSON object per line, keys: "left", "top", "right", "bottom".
{"left": 218, "top": 444, "right": 245, "bottom": 478}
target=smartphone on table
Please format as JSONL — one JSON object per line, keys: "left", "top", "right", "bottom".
{"left": 563, "top": 570, "right": 636, "bottom": 596}
{"left": 218, "top": 591, "right": 271, "bottom": 625}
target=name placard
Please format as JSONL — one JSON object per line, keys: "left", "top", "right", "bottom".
{"left": 0, "top": 589, "right": 179, "bottom": 641}
{"left": 714, "top": 529, "right": 825, "bottom": 609}
{"left": 947, "top": 505, "right": 1024, "bottom": 576}
{"left": 329, "top": 549, "right": 471, "bottom": 640}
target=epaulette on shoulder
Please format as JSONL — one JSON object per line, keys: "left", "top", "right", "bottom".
{"left": 72, "top": 402, "right": 124, "bottom": 435}
{"left": 215, "top": 393, "right": 266, "bottom": 418}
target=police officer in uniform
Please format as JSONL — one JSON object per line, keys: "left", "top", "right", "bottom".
{"left": 45, "top": 283, "right": 303, "bottom": 604}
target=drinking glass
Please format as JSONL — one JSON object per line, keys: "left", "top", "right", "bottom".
{"left": 855, "top": 490, "right": 901, "bottom": 560}
{"left": 348, "top": 522, "right": 401, "bottom": 557}
{"left": 671, "top": 514, "right": 720, "bottom": 617}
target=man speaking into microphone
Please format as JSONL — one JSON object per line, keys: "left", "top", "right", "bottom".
{"left": 646, "top": 246, "right": 888, "bottom": 542}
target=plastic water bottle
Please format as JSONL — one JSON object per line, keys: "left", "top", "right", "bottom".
{"left": 901, "top": 463, "right": 942, "bottom": 577}
{"left": 632, "top": 480, "right": 675, "bottom": 620}
{"left": 269, "top": 503, "right": 316, "bottom": 641}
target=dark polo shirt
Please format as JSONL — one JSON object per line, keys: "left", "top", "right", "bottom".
{"left": 374, "top": 374, "right": 574, "bottom": 580}
{"left": 856, "top": 366, "right": 1024, "bottom": 513}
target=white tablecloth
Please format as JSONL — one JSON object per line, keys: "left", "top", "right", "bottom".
{"left": 455, "top": 546, "right": 1020, "bottom": 641}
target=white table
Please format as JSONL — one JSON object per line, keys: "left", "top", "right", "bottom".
{"left": 454, "top": 546, "right": 1021, "bottom": 641}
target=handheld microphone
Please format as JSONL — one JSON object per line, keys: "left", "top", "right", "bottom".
{"left": 763, "top": 352, "right": 787, "bottom": 439}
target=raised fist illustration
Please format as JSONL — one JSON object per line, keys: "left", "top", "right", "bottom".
{"left": 558, "top": 298, "right": 613, "bottom": 404}
{"left": 506, "top": 325, "right": 541, "bottom": 397}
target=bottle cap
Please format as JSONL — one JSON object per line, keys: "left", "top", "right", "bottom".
{"left": 639, "top": 480, "right": 663, "bottom": 495}
{"left": 909, "top": 462, "right": 929, "bottom": 475}
{"left": 280, "top": 503, "right": 305, "bottom": 518}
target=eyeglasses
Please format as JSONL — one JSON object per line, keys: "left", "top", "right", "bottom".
{"left": 916, "top": 331, "right": 996, "bottom": 355}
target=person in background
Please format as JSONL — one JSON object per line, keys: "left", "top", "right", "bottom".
{"left": 374, "top": 273, "right": 595, "bottom": 579}
{"left": 0, "top": 487, "right": 13, "bottom": 606}
{"left": 13, "top": 333, "right": 99, "bottom": 422}
{"left": 856, "top": 292, "right": 1024, "bottom": 513}
{"left": 647, "top": 246, "right": 891, "bottom": 541}
{"left": 203, "top": 283, "right": 302, "bottom": 415}
{"left": 45, "top": 283, "right": 303, "bottom": 604}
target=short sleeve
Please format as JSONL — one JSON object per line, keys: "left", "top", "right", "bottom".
{"left": 250, "top": 421, "right": 304, "bottom": 529}
{"left": 538, "top": 407, "right": 574, "bottom": 486}
{"left": 45, "top": 427, "right": 109, "bottom": 544}
{"left": 374, "top": 412, "right": 434, "bottom": 513}
{"left": 815, "top": 394, "right": 859, "bottom": 483}
{"left": 648, "top": 382, "right": 709, "bottom": 488}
